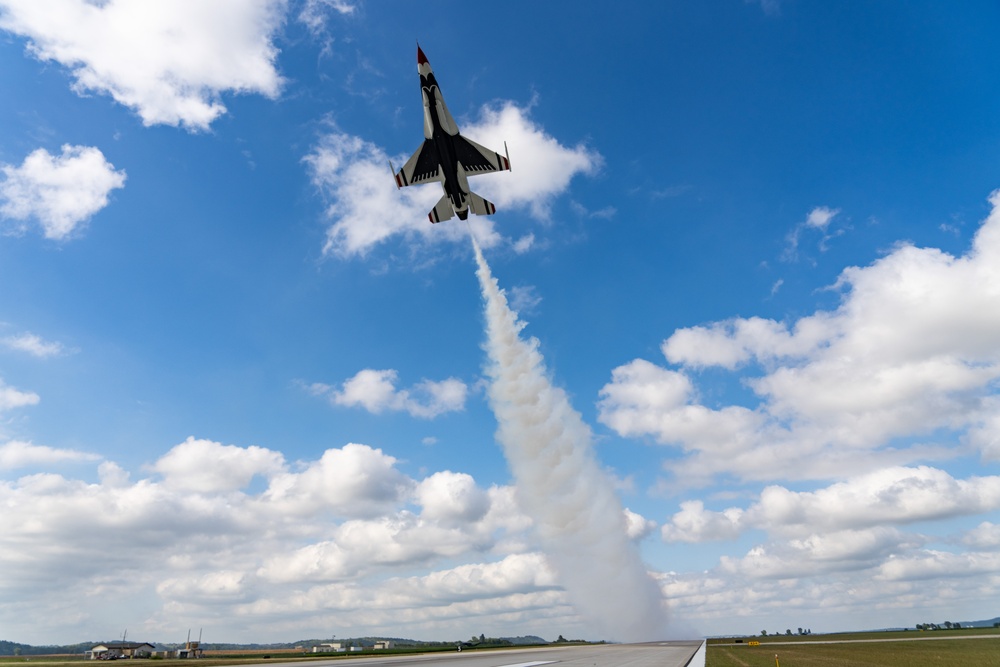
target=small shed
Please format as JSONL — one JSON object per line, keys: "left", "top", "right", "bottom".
{"left": 175, "top": 641, "right": 204, "bottom": 659}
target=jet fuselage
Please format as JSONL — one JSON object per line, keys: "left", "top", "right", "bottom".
{"left": 418, "top": 52, "right": 471, "bottom": 219}
{"left": 392, "top": 46, "right": 510, "bottom": 224}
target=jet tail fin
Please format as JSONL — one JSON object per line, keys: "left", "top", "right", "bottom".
{"left": 428, "top": 194, "right": 454, "bottom": 224}
{"left": 468, "top": 191, "right": 497, "bottom": 216}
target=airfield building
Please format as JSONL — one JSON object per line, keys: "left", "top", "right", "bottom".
{"left": 87, "top": 643, "right": 155, "bottom": 660}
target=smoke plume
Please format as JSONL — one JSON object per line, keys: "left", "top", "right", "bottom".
{"left": 473, "top": 239, "right": 668, "bottom": 641}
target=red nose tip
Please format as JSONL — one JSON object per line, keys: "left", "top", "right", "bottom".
{"left": 417, "top": 45, "right": 428, "bottom": 65}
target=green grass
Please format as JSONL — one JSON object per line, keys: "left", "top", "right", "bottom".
{"left": 707, "top": 636, "right": 1000, "bottom": 667}
{"left": 0, "top": 643, "right": 531, "bottom": 667}
{"left": 708, "top": 627, "right": 1000, "bottom": 645}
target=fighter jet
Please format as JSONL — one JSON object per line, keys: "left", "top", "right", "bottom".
{"left": 392, "top": 46, "right": 511, "bottom": 223}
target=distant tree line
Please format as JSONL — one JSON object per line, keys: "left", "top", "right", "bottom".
{"left": 915, "top": 622, "right": 964, "bottom": 630}
{"left": 0, "top": 641, "right": 97, "bottom": 656}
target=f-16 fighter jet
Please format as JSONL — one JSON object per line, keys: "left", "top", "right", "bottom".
{"left": 392, "top": 46, "right": 511, "bottom": 223}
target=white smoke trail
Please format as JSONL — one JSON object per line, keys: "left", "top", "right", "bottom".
{"left": 473, "top": 238, "right": 668, "bottom": 642}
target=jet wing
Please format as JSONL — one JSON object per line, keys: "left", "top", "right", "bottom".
{"left": 394, "top": 140, "right": 444, "bottom": 188}
{"left": 453, "top": 136, "right": 511, "bottom": 177}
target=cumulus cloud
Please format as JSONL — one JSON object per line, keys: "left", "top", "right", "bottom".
{"left": 226, "top": 553, "right": 566, "bottom": 632}
{"left": 0, "top": 437, "right": 557, "bottom": 642}
{"left": 1, "top": 332, "right": 64, "bottom": 358}
{"left": 877, "top": 550, "right": 1000, "bottom": 582}
{"left": 661, "top": 500, "right": 743, "bottom": 543}
{"left": 623, "top": 508, "right": 658, "bottom": 541}
{"left": 256, "top": 510, "right": 500, "bottom": 584}
{"left": 416, "top": 471, "right": 490, "bottom": 525}
{"left": 264, "top": 443, "right": 417, "bottom": 519}
{"left": 0, "top": 145, "right": 126, "bottom": 240}
{"left": 600, "top": 190, "right": 1000, "bottom": 482}
{"left": 964, "top": 398, "right": 1000, "bottom": 462}
{"left": 658, "top": 557, "right": 1000, "bottom": 635}
{"left": 960, "top": 521, "right": 1000, "bottom": 549}
{"left": 460, "top": 102, "right": 603, "bottom": 219}
{"left": 0, "top": 0, "right": 286, "bottom": 130}
{"left": 0, "top": 440, "right": 99, "bottom": 469}
{"left": 720, "top": 527, "right": 916, "bottom": 579}
{"left": 651, "top": 476, "right": 1000, "bottom": 634}
{"left": 661, "top": 467, "right": 1000, "bottom": 544}
{"left": 3, "top": 435, "right": 998, "bottom": 641}
{"left": 747, "top": 467, "right": 1000, "bottom": 536}
{"left": 305, "top": 102, "right": 601, "bottom": 258}
{"left": 151, "top": 437, "right": 285, "bottom": 492}
{"left": 642, "top": 462, "right": 1000, "bottom": 631}
{"left": 319, "top": 368, "right": 468, "bottom": 419}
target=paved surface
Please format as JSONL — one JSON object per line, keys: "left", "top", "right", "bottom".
{"left": 250, "top": 643, "right": 703, "bottom": 667}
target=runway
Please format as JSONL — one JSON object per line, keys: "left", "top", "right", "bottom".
{"left": 247, "top": 643, "right": 704, "bottom": 667}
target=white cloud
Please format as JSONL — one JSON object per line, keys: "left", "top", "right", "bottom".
{"left": 598, "top": 359, "right": 768, "bottom": 470}
{"left": 806, "top": 206, "right": 840, "bottom": 230}
{"left": 507, "top": 284, "right": 542, "bottom": 315}
{"left": 0, "top": 440, "right": 99, "bottom": 469}
{"left": 2, "top": 436, "right": 998, "bottom": 642}
{"left": 1, "top": 332, "right": 64, "bottom": 358}
{"left": 600, "top": 190, "right": 1000, "bottom": 481}
{"left": 623, "top": 508, "right": 658, "bottom": 541}
{"left": 322, "top": 368, "right": 468, "bottom": 419}
{"left": 298, "top": 0, "right": 355, "bottom": 36}
{"left": 720, "top": 528, "right": 915, "bottom": 579}
{"left": 658, "top": 561, "right": 1000, "bottom": 636}
{"left": 0, "top": 145, "right": 126, "bottom": 240}
{"left": 961, "top": 521, "right": 1000, "bottom": 549}
{"left": 748, "top": 467, "right": 1000, "bottom": 536}
{"left": 661, "top": 315, "right": 830, "bottom": 370}
{"left": 416, "top": 471, "right": 490, "bottom": 525}
{"left": 151, "top": 437, "right": 285, "bottom": 492}
{"left": 0, "top": 437, "right": 570, "bottom": 642}
{"left": 877, "top": 550, "right": 1000, "bottom": 582}
{"left": 660, "top": 466, "right": 1000, "bottom": 544}
{"left": 226, "top": 553, "right": 566, "bottom": 633}
{"left": 0, "top": 379, "right": 39, "bottom": 411}
{"left": 512, "top": 233, "right": 536, "bottom": 254}
{"left": 461, "top": 102, "right": 603, "bottom": 220}
{"left": 784, "top": 205, "right": 842, "bottom": 261}
{"left": 965, "top": 398, "right": 1000, "bottom": 462}
{"left": 157, "top": 570, "right": 257, "bottom": 604}
{"left": 305, "top": 102, "right": 601, "bottom": 258}
{"left": 661, "top": 500, "right": 743, "bottom": 543}
{"left": 264, "top": 442, "right": 415, "bottom": 518}
{"left": 0, "top": 0, "right": 286, "bottom": 130}
{"left": 386, "top": 552, "right": 560, "bottom": 603}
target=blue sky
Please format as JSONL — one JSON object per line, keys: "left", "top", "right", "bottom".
{"left": 2, "top": 0, "right": 1000, "bottom": 645}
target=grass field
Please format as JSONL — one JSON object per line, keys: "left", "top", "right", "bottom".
{"left": 0, "top": 644, "right": 518, "bottom": 667}
{"left": 707, "top": 635, "right": 1000, "bottom": 667}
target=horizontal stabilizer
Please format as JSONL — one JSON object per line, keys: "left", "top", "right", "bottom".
{"left": 428, "top": 194, "right": 454, "bottom": 223}
{"left": 468, "top": 191, "right": 496, "bottom": 216}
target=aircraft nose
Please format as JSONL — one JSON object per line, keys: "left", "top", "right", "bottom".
{"left": 417, "top": 45, "right": 428, "bottom": 65}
